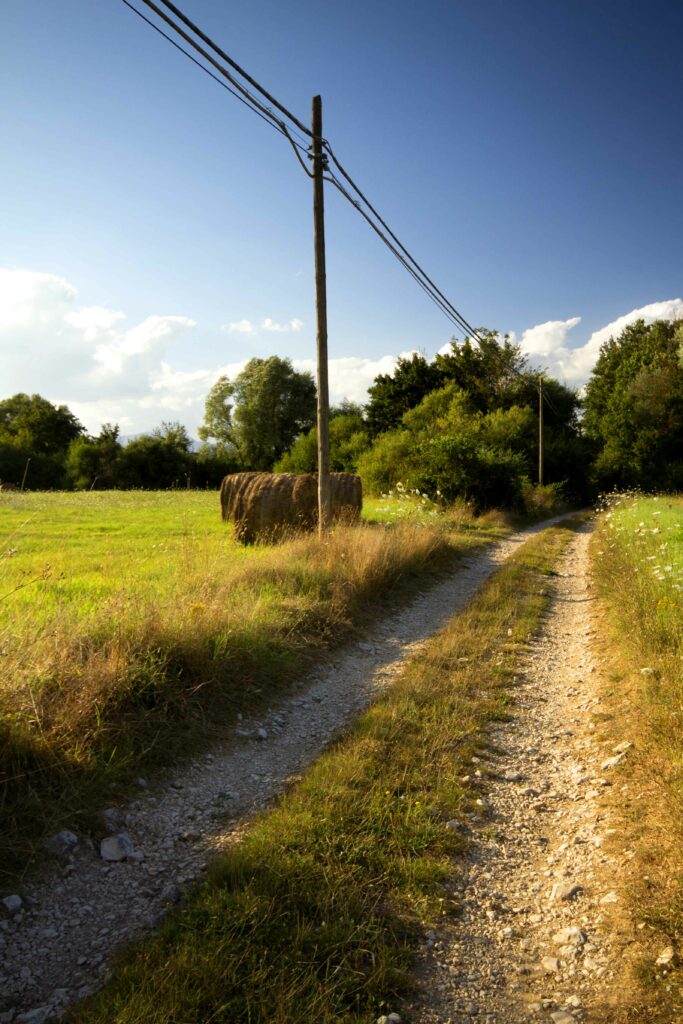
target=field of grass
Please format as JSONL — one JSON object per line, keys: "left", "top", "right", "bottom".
{"left": 592, "top": 492, "right": 683, "bottom": 1018}
{"left": 68, "top": 517, "right": 577, "bottom": 1024}
{"left": 0, "top": 490, "right": 504, "bottom": 879}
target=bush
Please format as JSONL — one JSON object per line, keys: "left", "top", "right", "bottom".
{"left": 414, "top": 434, "right": 527, "bottom": 510}
{"left": 520, "top": 480, "right": 567, "bottom": 518}
{"left": 356, "top": 430, "right": 418, "bottom": 495}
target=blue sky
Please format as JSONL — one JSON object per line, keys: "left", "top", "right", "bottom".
{"left": 1, "top": 0, "right": 682, "bottom": 433}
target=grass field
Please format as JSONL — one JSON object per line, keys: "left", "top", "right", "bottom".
{"left": 67, "top": 517, "right": 577, "bottom": 1024}
{"left": 0, "top": 489, "right": 503, "bottom": 878}
{"left": 592, "top": 492, "right": 683, "bottom": 1018}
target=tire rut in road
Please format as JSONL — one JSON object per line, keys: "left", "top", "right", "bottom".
{"left": 410, "top": 522, "right": 635, "bottom": 1024}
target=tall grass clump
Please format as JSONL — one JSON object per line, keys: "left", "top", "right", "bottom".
{"left": 594, "top": 491, "right": 683, "bottom": 713}
{"left": 68, "top": 520, "right": 577, "bottom": 1024}
{"left": 0, "top": 490, "right": 493, "bottom": 878}
{"left": 593, "top": 491, "right": 683, "bottom": 1015}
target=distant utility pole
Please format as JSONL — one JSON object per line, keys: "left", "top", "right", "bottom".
{"left": 20, "top": 457, "right": 31, "bottom": 494}
{"left": 538, "top": 375, "right": 544, "bottom": 487}
{"left": 312, "top": 94, "right": 331, "bottom": 535}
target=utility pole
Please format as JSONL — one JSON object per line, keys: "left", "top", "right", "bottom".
{"left": 538, "top": 375, "right": 544, "bottom": 487}
{"left": 20, "top": 457, "right": 31, "bottom": 494}
{"left": 312, "top": 94, "right": 331, "bottom": 535}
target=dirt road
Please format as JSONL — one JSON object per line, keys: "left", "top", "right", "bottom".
{"left": 3, "top": 516, "right": 637, "bottom": 1024}
{"left": 410, "top": 523, "right": 637, "bottom": 1024}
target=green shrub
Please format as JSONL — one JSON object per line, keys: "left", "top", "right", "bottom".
{"left": 356, "top": 429, "right": 418, "bottom": 494}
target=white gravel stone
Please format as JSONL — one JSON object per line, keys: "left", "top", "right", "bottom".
{"left": 601, "top": 754, "right": 625, "bottom": 771}
{"left": 2, "top": 894, "right": 22, "bottom": 915}
{"left": 541, "top": 955, "right": 561, "bottom": 973}
{"left": 552, "top": 927, "right": 586, "bottom": 946}
{"left": 99, "top": 834, "right": 135, "bottom": 862}
{"left": 551, "top": 881, "right": 582, "bottom": 902}
{"left": 655, "top": 945, "right": 675, "bottom": 966}
{"left": 613, "top": 741, "right": 633, "bottom": 754}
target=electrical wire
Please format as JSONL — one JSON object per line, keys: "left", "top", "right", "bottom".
{"left": 324, "top": 171, "right": 476, "bottom": 334}
{"left": 124, "top": 0, "right": 312, "bottom": 175}
{"left": 121, "top": 0, "right": 570, "bottom": 422}
{"left": 119, "top": 0, "right": 485, "bottom": 339}
{"left": 323, "top": 141, "right": 483, "bottom": 343}
{"left": 153, "top": 0, "right": 312, "bottom": 141}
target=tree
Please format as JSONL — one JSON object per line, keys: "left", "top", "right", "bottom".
{"left": 199, "top": 357, "right": 317, "bottom": 471}
{"left": 197, "top": 376, "right": 235, "bottom": 452}
{"left": 275, "top": 405, "right": 369, "bottom": 473}
{"left": 0, "top": 393, "right": 83, "bottom": 454}
{"left": 435, "top": 331, "right": 532, "bottom": 413}
{"left": 0, "top": 393, "right": 84, "bottom": 488}
{"left": 583, "top": 318, "right": 683, "bottom": 489}
{"left": 117, "top": 422, "right": 193, "bottom": 489}
{"left": 65, "top": 424, "right": 122, "bottom": 490}
{"left": 365, "top": 353, "right": 443, "bottom": 437}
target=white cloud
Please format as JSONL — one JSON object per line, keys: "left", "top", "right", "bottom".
{"left": 518, "top": 300, "right": 683, "bottom": 383}
{"left": 0, "top": 268, "right": 197, "bottom": 418}
{"left": 0, "top": 268, "right": 76, "bottom": 330}
{"left": 2, "top": 268, "right": 682, "bottom": 437}
{"left": 519, "top": 316, "right": 582, "bottom": 358}
{"left": 64, "top": 306, "right": 126, "bottom": 342}
{"left": 293, "top": 354, "right": 413, "bottom": 406}
{"left": 262, "top": 317, "right": 304, "bottom": 333}
{"left": 93, "top": 315, "right": 196, "bottom": 379}
{"left": 223, "top": 319, "right": 257, "bottom": 335}
{"left": 570, "top": 299, "right": 683, "bottom": 381}
{"left": 220, "top": 317, "right": 304, "bottom": 335}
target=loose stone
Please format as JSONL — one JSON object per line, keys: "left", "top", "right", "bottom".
{"left": 99, "top": 833, "right": 135, "bottom": 862}
{"left": 2, "top": 894, "right": 23, "bottom": 915}
{"left": 541, "top": 956, "right": 561, "bottom": 973}
{"left": 552, "top": 927, "right": 586, "bottom": 946}
{"left": 601, "top": 754, "right": 625, "bottom": 771}
{"left": 43, "top": 831, "right": 79, "bottom": 859}
{"left": 551, "top": 882, "right": 583, "bottom": 902}
{"left": 101, "top": 808, "right": 122, "bottom": 833}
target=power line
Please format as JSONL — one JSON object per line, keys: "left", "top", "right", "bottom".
{"left": 324, "top": 170, "right": 477, "bottom": 335}
{"left": 124, "top": 0, "right": 312, "bottom": 175}
{"left": 153, "top": 0, "right": 312, "bottom": 141}
{"left": 121, "top": 1, "right": 291, "bottom": 141}
{"left": 323, "top": 142, "right": 483, "bottom": 343}
{"left": 119, "top": 0, "right": 482, "bottom": 340}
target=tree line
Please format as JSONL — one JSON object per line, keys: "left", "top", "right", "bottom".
{"left": 1, "top": 318, "right": 681, "bottom": 505}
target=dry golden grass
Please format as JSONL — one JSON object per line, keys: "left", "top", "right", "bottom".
{"left": 0, "top": 491, "right": 498, "bottom": 879}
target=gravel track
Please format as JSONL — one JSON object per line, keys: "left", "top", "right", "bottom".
{"left": 409, "top": 521, "right": 635, "bottom": 1024}
{"left": 0, "top": 516, "right": 570, "bottom": 1024}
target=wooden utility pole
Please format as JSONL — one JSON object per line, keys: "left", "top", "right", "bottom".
{"left": 312, "top": 94, "right": 331, "bottom": 534}
{"left": 20, "top": 457, "right": 31, "bottom": 493}
{"left": 538, "top": 375, "right": 544, "bottom": 486}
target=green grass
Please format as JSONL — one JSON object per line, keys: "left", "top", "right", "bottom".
{"left": 592, "top": 492, "right": 683, "bottom": 1020}
{"left": 68, "top": 519, "right": 578, "bottom": 1024}
{"left": 0, "top": 490, "right": 503, "bottom": 880}
{"left": 594, "top": 493, "right": 683, "bottom": 657}
{"left": 0, "top": 491, "right": 235, "bottom": 624}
